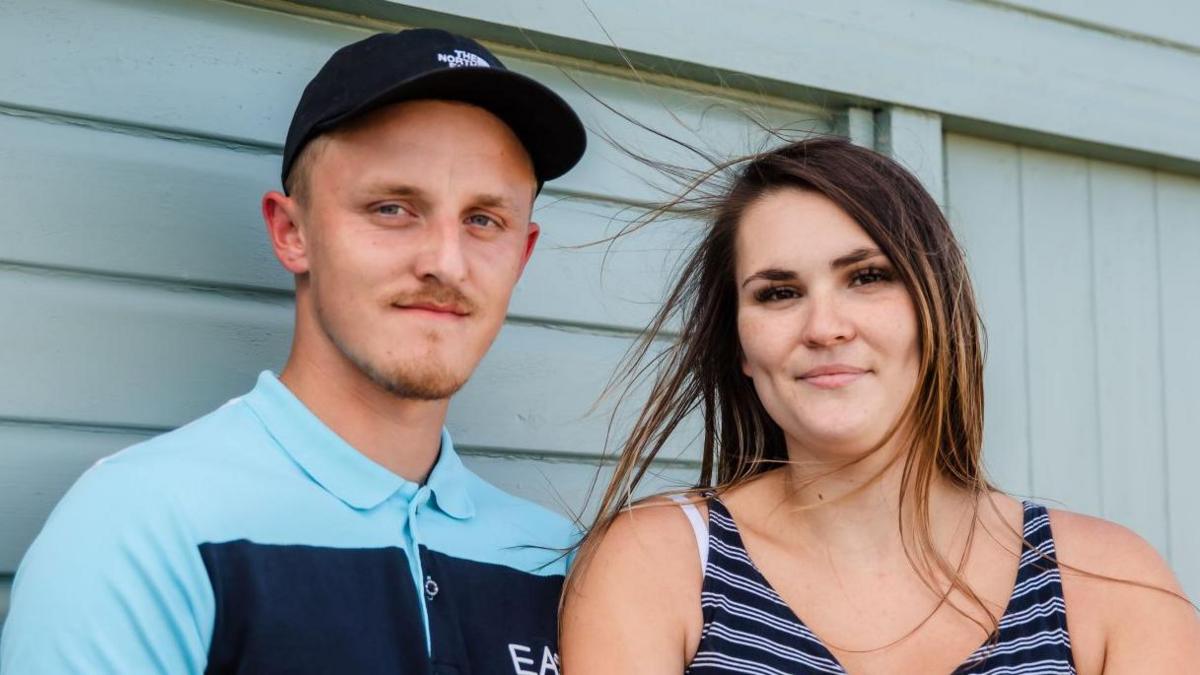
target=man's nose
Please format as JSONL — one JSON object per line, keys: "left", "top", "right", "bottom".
{"left": 412, "top": 215, "right": 468, "bottom": 285}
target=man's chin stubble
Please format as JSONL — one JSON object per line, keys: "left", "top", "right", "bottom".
{"left": 357, "top": 356, "right": 466, "bottom": 401}
{"left": 325, "top": 327, "right": 466, "bottom": 400}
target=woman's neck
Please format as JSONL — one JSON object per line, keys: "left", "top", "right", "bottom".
{"left": 767, "top": 440, "right": 978, "bottom": 564}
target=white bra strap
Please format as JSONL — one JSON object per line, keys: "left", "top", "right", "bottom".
{"left": 669, "top": 494, "right": 709, "bottom": 573}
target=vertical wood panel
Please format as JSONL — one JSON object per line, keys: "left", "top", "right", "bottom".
{"left": 836, "top": 107, "right": 876, "bottom": 149}
{"left": 1088, "top": 161, "right": 1169, "bottom": 554}
{"left": 944, "top": 135, "right": 1030, "bottom": 495}
{"left": 945, "top": 134, "right": 1199, "bottom": 588}
{"left": 1018, "top": 149, "right": 1103, "bottom": 514}
{"left": 877, "top": 107, "right": 944, "bottom": 207}
{"left": 0, "top": 574, "right": 11, "bottom": 636}
{"left": 1156, "top": 172, "right": 1200, "bottom": 597}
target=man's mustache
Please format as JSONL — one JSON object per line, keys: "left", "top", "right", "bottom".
{"left": 389, "top": 284, "right": 476, "bottom": 315}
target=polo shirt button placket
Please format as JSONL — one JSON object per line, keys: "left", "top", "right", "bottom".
{"left": 405, "top": 487, "right": 436, "bottom": 653}
{"left": 413, "top": 497, "right": 440, "bottom": 606}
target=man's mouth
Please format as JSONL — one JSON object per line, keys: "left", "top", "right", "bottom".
{"left": 392, "top": 302, "right": 470, "bottom": 318}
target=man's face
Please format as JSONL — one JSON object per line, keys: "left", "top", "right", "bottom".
{"left": 290, "top": 100, "right": 539, "bottom": 399}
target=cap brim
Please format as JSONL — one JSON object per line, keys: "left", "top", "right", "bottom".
{"left": 315, "top": 67, "right": 587, "bottom": 184}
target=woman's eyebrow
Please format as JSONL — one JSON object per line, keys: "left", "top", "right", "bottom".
{"left": 741, "top": 248, "right": 886, "bottom": 287}
{"left": 741, "top": 268, "right": 797, "bottom": 288}
{"left": 830, "top": 247, "right": 884, "bottom": 270}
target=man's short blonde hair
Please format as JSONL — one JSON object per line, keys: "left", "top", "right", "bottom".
{"left": 283, "top": 134, "right": 333, "bottom": 205}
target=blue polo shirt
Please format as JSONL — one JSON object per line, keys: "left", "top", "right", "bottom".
{"left": 1, "top": 372, "right": 575, "bottom": 674}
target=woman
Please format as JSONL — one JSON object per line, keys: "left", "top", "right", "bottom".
{"left": 561, "top": 138, "right": 1200, "bottom": 673}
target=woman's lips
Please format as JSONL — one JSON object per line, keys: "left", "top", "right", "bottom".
{"left": 798, "top": 365, "right": 868, "bottom": 389}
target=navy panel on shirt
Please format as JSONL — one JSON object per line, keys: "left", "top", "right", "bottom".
{"left": 421, "top": 547, "right": 563, "bottom": 675}
{"left": 200, "top": 541, "right": 429, "bottom": 675}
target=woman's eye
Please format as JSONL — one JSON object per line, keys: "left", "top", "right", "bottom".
{"left": 754, "top": 286, "right": 800, "bottom": 302}
{"left": 851, "top": 267, "right": 892, "bottom": 286}
{"left": 465, "top": 213, "right": 500, "bottom": 229}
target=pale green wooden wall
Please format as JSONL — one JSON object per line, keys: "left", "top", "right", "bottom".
{"left": 3, "top": 0, "right": 1199, "bottom": 631}
{"left": 946, "top": 134, "right": 1200, "bottom": 599}
{"left": 0, "top": 0, "right": 835, "bottom": 629}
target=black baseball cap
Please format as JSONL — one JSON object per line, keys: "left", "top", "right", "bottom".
{"left": 281, "top": 28, "right": 587, "bottom": 191}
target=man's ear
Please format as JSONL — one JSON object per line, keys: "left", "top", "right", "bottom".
{"left": 262, "top": 191, "right": 310, "bottom": 274}
{"left": 519, "top": 221, "right": 541, "bottom": 273}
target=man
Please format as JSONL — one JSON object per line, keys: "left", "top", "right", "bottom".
{"left": 1, "top": 28, "right": 586, "bottom": 674}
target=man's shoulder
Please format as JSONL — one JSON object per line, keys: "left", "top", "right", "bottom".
{"left": 100, "top": 395, "right": 267, "bottom": 473}
{"left": 0, "top": 404, "right": 257, "bottom": 674}
{"left": 45, "top": 394, "right": 282, "bottom": 541}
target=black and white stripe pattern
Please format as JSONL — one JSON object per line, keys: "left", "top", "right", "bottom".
{"left": 686, "top": 499, "right": 1077, "bottom": 674}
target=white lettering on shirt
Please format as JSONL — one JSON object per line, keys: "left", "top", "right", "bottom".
{"left": 508, "top": 643, "right": 537, "bottom": 675}
{"left": 539, "top": 645, "right": 561, "bottom": 675}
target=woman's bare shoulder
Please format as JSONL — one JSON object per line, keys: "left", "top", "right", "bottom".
{"left": 1047, "top": 508, "right": 1200, "bottom": 671}
{"left": 586, "top": 494, "right": 708, "bottom": 560}
{"left": 560, "top": 494, "right": 709, "bottom": 673}
{"left": 1048, "top": 508, "right": 1181, "bottom": 591}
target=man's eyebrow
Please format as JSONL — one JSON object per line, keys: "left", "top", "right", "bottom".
{"left": 741, "top": 268, "right": 797, "bottom": 288}
{"left": 472, "top": 193, "right": 520, "bottom": 211}
{"left": 360, "top": 182, "right": 425, "bottom": 199}
{"left": 357, "top": 185, "right": 520, "bottom": 211}
{"left": 831, "top": 247, "right": 885, "bottom": 269}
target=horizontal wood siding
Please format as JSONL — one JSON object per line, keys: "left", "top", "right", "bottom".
{"left": 992, "top": 0, "right": 1200, "bottom": 49}
{"left": 0, "top": 0, "right": 832, "bottom": 631}
{"left": 312, "top": 0, "right": 1200, "bottom": 169}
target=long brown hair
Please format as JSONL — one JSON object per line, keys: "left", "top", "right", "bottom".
{"left": 572, "top": 135, "right": 997, "bottom": 637}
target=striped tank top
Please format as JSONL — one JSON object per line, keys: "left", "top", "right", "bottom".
{"left": 674, "top": 496, "right": 1077, "bottom": 674}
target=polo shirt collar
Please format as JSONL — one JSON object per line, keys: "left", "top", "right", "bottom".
{"left": 242, "top": 371, "right": 475, "bottom": 518}
{"left": 425, "top": 429, "right": 475, "bottom": 519}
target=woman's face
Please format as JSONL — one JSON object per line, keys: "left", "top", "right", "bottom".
{"left": 735, "top": 188, "right": 920, "bottom": 461}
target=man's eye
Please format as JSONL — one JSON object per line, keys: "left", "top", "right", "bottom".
{"left": 754, "top": 286, "right": 800, "bottom": 302}
{"left": 376, "top": 204, "right": 406, "bottom": 216}
{"left": 465, "top": 213, "right": 500, "bottom": 229}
